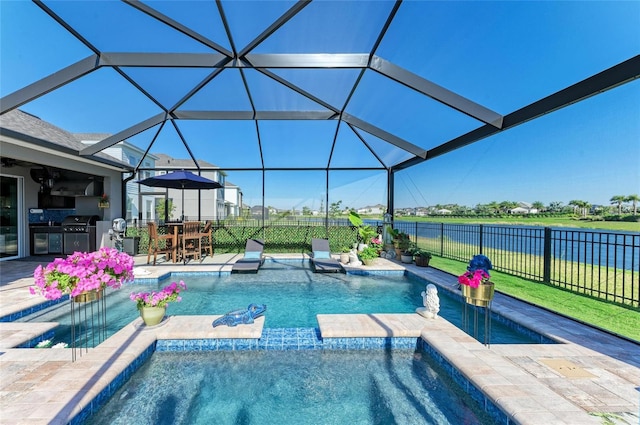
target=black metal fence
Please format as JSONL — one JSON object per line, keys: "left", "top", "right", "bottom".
{"left": 128, "top": 218, "right": 639, "bottom": 306}
{"left": 394, "top": 222, "right": 639, "bottom": 307}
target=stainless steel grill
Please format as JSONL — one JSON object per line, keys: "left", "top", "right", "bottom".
{"left": 62, "top": 215, "right": 99, "bottom": 233}
{"left": 62, "top": 215, "right": 98, "bottom": 254}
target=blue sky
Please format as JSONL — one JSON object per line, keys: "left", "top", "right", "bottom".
{"left": 1, "top": 1, "right": 638, "bottom": 211}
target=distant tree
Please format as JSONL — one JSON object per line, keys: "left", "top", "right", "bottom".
{"left": 547, "top": 201, "right": 563, "bottom": 213}
{"left": 329, "top": 200, "right": 342, "bottom": 218}
{"left": 302, "top": 206, "right": 311, "bottom": 216}
{"left": 155, "top": 198, "right": 175, "bottom": 220}
{"left": 499, "top": 201, "right": 518, "bottom": 213}
{"left": 475, "top": 203, "right": 492, "bottom": 215}
{"left": 453, "top": 204, "right": 471, "bottom": 215}
{"left": 610, "top": 195, "right": 626, "bottom": 215}
{"left": 532, "top": 201, "right": 545, "bottom": 212}
{"left": 486, "top": 201, "right": 500, "bottom": 215}
{"left": 625, "top": 194, "right": 639, "bottom": 215}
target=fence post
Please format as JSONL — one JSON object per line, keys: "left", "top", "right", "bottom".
{"left": 479, "top": 224, "right": 483, "bottom": 254}
{"left": 440, "top": 222, "right": 444, "bottom": 256}
{"left": 543, "top": 227, "right": 552, "bottom": 283}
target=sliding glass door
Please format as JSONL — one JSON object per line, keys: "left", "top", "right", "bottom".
{"left": 0, "top": 175, "right": 22, "bottom": 259}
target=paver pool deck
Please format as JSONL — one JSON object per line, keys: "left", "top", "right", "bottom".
{"left": 0, "top": 253, "right": 638, "bottom": 424}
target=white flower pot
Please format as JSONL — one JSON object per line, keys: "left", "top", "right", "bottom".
{"left": 401, "top": 254, "right": 413, "bottom": 264}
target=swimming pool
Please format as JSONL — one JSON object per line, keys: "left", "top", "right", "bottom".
{"left": 85, "top": 348, "right": 494, "bottom": 425}
{"left": 19, "top": 260, "right": 543, "bottom": 345}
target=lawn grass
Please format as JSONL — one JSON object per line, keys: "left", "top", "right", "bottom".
{"left": 429, "top": 256, "right": 640, "bottom": 342}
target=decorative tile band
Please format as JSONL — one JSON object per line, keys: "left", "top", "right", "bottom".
{"left": 0, "top": 296, "right": 67, "bottom": 322}
{"left": 156, "top": 328, "right": 417, "bottom": 352}
{"left": 16, "top": 329, "right": 56, "bottom": 349}
{"left": 345, "top": 269, "right": 405, "bottom": 276}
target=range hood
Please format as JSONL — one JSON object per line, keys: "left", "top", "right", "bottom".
{"left": 50, "top": 180, "right": 103, "bottom": 197}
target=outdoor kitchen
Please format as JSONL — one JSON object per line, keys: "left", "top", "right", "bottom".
{"left": 26, "top": 166, "right": 114, "bottom": 256}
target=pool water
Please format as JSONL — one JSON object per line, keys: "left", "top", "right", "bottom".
{"left": 86, "top": 349, "right": 494, "bottom": 425}
{"left": 20, "top": 260, "right": 540, "bottom": 345}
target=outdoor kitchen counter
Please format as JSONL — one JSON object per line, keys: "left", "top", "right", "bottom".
{"left": 29, "top": 225, "right": 63, "bottom": 255}
{"left": 29, "top": 224, "right": 62, "bottom": 231}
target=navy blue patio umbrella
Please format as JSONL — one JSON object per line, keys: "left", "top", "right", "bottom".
{"left": 136, "top": 170, "right": 222, "bottom": 220}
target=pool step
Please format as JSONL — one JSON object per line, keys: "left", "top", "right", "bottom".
{"left": 370, "top": 360, "right": 448, "bottom": 424}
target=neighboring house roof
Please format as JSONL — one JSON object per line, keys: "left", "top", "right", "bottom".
{"left": 75, "top": 133, "right": 158, "bottom": 157}
{"left": 154, "top": 153, "right": 219, "bottom": 169}
{"left": 0, "top": 109, "right": 131, "bottom": 170}
{"left": 73, "top": 132, "right": 112, "bottom": 142}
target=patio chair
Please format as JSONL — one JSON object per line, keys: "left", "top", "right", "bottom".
{"left": 310, "top": 238, "right": 344, "bottom": 273}
{"left": 147, "top": 222, "right": 175, "bottom": 265}
{"left": 231, "top": 239, "right": 265, "bottom": 273}
{"left": 199, "top": 220, "right": 213, "bottom": 258}
{"left": 180, "top": 221, "right": 202, "bottom": 264}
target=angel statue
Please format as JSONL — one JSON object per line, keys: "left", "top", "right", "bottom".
{"left": 416, "top": 284, "right": 440, "bottom": 319}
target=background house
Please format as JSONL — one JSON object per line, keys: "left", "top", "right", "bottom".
{"left": 223, "top": 181, "right": 243, "bottom": 219}
{"left": 77, "top": 134, "right": 159, "bottom": 223}
{"left": 357, "top": 204, "right": 385, "bottom": 215}
{"left": 510, "top": 202, "right": 539, "bottom": 214}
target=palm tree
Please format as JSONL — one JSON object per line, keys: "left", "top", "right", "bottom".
{"left": 626, "top": 194, "right": 639, "bottom": 215}
{"left": 610, "top": 195, "right": 626, "bottom": 215}
{"left": 532, "top": 201, "right": 545, "bottom": 212}
{"left": 569, "top": 200, "right": 590, "bottom": 217}
{"left": 548, "top": 201, "right": 563, "bottom": 213}
{"left": 486, "top": 201, "right": 500, "bottom": 215}
{"left": 499, "top": 201, "right": 518, "bottom": 214}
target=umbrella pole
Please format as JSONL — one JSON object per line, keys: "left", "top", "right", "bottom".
{"left": 181, "top": 188, "right": 185, "bottom": 221}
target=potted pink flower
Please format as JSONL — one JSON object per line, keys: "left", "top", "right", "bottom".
{"left": 130, "top": 281, "right": 187, "bottom": 326}
{"left": 30, "top": 247, "right": 134, "bottom": 301}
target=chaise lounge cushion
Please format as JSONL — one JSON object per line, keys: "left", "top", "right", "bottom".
{"left": 244, "top": 251, "right": 262, "bottom": 259}
{"left": 312, "top": 250, "right": 331, "bottom": 259}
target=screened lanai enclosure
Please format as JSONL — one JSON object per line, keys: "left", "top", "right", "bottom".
{"left": 1, "top": 1, "right": 638, "bottom": 220}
